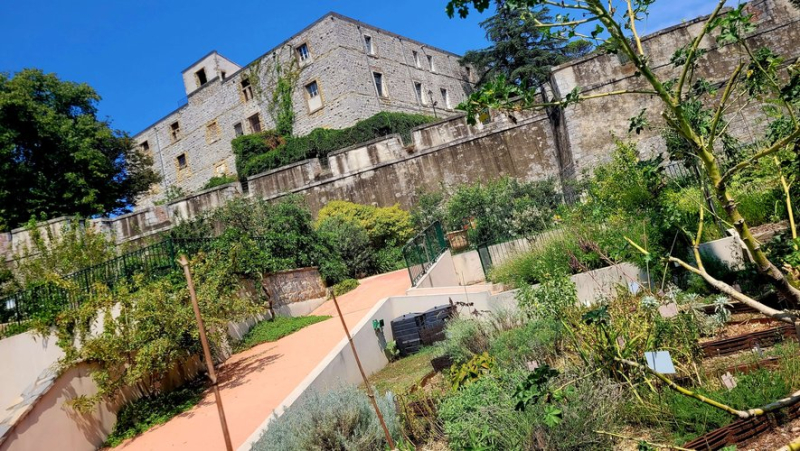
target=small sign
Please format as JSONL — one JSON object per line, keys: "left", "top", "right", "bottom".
{"left": 658, "top": 303, "right": 679, "bottom": 319}
{"left": 616, "top": 336, "right": 627, "bottom": 349}
{"left": 721, "top": 372, "right": 737, "bottom": 390}
{"left": 644, "top": 351, "right": 676, "bottom": 374}
{"left": 526, "top": 360, "right": 540, "bottom": 371}
{"left": 628, "top": 281, "right": 641, "bottom": 295}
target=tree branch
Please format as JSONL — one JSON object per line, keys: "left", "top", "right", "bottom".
{"left": 668, "top": 255, "right": 798, "bottom": 325}
{"left": 676, "top": 0, "right": 728, "bottom": 101}
{"left": 719, "top": 127, "right": 800, "bottom": 185}
{"left": 625, "top": 0, "right": 645, "bottom": 56}
{"left": 708, "top": 62, "right": 744, "bottom": 149}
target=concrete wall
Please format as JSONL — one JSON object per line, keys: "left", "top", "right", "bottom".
{"left": 0, "top": 332, "right": 64, "bottom": 415}
{"left": 414, "top": 250, "right": 460, "bottom": 289}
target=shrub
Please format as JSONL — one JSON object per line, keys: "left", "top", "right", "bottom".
{"left": 516, "top": 276, "right": 577, "bottom": 321}
{"left": 234, "top": 112, "right": 434, "bottom": 178}
{"left": 439, "top": 369, "right": 534, "bottom": 451}
{"left": 316, "top": 216, "right": 375, "bottom": 280}
{"left": 489, "top": 318, "right": 562, "bottom": 368}
{"left": 252, "top": 386, "right": 400, "bottom": 451}
{"left": 436, "top": 318, "right": 493, "bottom": 365}
{"left": 332, "top": 278, "right": 359, "bottom": 296}
{"left": 445, "top": 177, "right": 559, "bottom": 244}
{"left": 201, "top": 174, "right": 238, "bottom": 190}
{"left": 105, "top": 378, "right": 206, "bottom": 447}
{"left": 528, "top": 375, "right": 627, "bottom": 450}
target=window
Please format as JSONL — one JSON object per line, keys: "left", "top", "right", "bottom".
{"left": 241, "top": 78, "right": 254, "bottom": 102}
{"left": 373, "top": 72, "right": 387, "bottom": 97}
{"left": 176, "top": 153, "right": 188, "bottom": 170}
{"left": 428, "top": 55, "right": 435, "bottom": 72}
{"left": 233, "top": 122, "right": 244, "bottom": 137}
{"left": 248, "top": 113, "right": 262, "bottom": 133}
{"left": 441, "top": 88, "right": 451, "bottom": 109}
{"left": 196, "top": 68, "right": 207, "bottom": 87}
{"left": 139, "top": 141, "right": 150, "bottom": 154}
{"left": 412, "top": 50, "right": 420, "bottom": 68}
{"left": 215, "top": 163, "right": 228, "bottom": 176}
{"left": 465, "top": 66, "right": 472, "bottom": 80}
{"left": 170, "top": 121, "right": 181, "bottom": 142}
{"left": 296, "top": 43, "right": 310, "bottom": 62}
{"left": 364, "top": 35, "right": 374, "bottom": 55}
{"left": 205, "top": 120, "right": 221, "bottom": 143}
{"left": 305, "top": 81, "right": 323, "bottom": 111}
{"left": 414, "top": 82, "right": 424, "bottom": 105}
{"left": 220, "top": 71, "right": 227, "bottom": 80}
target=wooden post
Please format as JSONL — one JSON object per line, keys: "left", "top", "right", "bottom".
{"left": 330, "top": 290, "right": 396, "bottom": 449}
{"left": 178, "top": 255, "right": 234, "bottom": 451}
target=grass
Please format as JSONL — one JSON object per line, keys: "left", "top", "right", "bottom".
{"left": 233, "top": 315, "right": 331, "bottom": 352}
{"left": 104, "top": 377, "right": 206, "bottom": 447}
{"left": 367, "top": 346, "right": 442, "bottom": 395}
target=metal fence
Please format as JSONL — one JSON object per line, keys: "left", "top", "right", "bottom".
{"left": 402, "top": 221, "right": 448, "bottom": 286}
{"left": 0, "top": 237, "right": 215, "bottom": 329}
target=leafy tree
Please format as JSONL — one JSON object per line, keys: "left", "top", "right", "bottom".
{"left": 0, "top": 69, "right": 160, "bottom": 231}
{"left": 461, "top": 2, "right": 592, "bottom": 87}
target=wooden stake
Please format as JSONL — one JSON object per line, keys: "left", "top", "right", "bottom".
{"left": 179, "top": 255, "right": 234, "bottom": 451}
{"left": 330, "top": 289, "right": 396, "bottom": 449}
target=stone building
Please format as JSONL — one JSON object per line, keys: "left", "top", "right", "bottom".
{"left": 133, "top": 12, "right": 475, "bottom": 207}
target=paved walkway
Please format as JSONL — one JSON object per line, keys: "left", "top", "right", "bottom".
{"left": 115, "top": 269, "right": 410, "bottom": 451}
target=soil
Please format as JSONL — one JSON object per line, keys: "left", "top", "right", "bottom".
{"left": 749, "top": 220, "right": 789, "bottom": 243}
{"left": 738, "top": 415, "right": 800, "bottom": 450}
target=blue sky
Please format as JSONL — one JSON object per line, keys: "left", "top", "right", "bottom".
{"left": 0, "top": 0, "right": 719, "bottom": 135}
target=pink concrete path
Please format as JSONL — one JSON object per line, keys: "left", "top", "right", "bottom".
{"left": 114, "top": 269, "right": 410, "bottom": 451}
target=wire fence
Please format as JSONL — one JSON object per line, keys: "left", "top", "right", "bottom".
{"left": 402, "top": 221, "right": 448, "bottom": 286}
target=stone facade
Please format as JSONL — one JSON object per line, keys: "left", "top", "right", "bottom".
{"left": 261, "top": 267, "right": 327, "bottom": 307}
{"left": 134, "top": 13, "right": 474, "bottom": 208}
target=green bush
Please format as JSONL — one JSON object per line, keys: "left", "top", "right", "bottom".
{"left": 437, "top": 318, "right": 494, "bottom": 365}
{"left": 316, "top": 216, "right": 375, "bottom": 280}
{"left": 234, "top": 315, "right": 331, "bottom": 352}
{"left": 528, "top": 375, "right": 627, "bottom": 450}
{"left": 332, "top": 278, "right": 359, "bottom": 296}
{"left": 516, "top": 276, "right": 577, "bottom": 320}
{"left": 201, "top": 174, "right": 238, "bottom": 190}
{"left": 444, "top": 177, "right": 559, "bottom": 244}
{"left": 105, "top": 378, "right": 206, "bottom": 447}
{"left": 489, "top": 319, "right": 562, "bottom": 368}
{"left": 233, "top": 112, "right": 435, "bottom": 178}
{"left": 439, "top": 369, "right": 535, "bottom": 451}
{"left": 252, "top": 386, "right": 400, "bottom": 451}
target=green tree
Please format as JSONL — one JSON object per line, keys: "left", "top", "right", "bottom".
{"left": 461, "top": 2, "right": 592, "bottom": 87}
{"left": 0, "top": 69, "right": 160, "bottom": 231}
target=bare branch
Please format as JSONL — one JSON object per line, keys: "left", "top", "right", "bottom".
{"left": 669, "top": 256, "right": 797, "bottom": 324}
